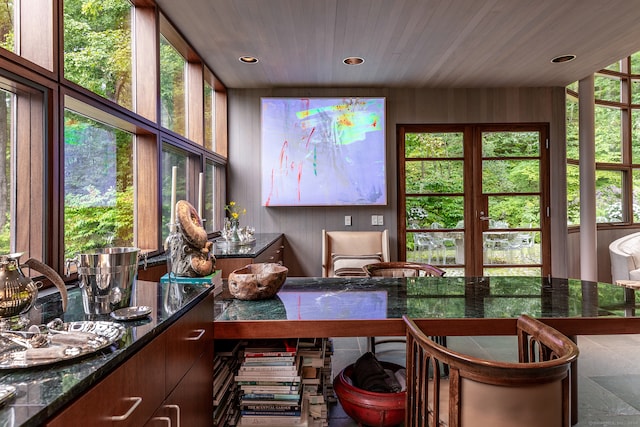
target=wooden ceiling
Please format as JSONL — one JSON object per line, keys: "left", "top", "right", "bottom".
{"left": 156, "top": 0, "right": 640, "bottom": 89}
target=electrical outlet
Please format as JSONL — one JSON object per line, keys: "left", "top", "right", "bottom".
{"left": 377, "top": 215, "right": 384, "bottom": 226}
{"left": 345, "top": 215, "right": 352, "bottom": 226}
{"left": 371, "top": 215, "right": 378, "bottom": 226}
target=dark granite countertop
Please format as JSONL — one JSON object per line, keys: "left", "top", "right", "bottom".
{"left": 215, "top": 275, "right": 638, "bottom": 322}
{"left": 211, "top": 233, "right": 282, "bottom": 258}
{"left": 0, "top": 280, "right": 213, "bottom": 427}
{"left": 144, "top": 233, "right": 283, "bottom": 268}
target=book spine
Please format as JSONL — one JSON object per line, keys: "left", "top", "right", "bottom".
{"left": 240, "top": 402, "right": 301, "bottom": 411}
{"left": 244, "top": 352, "right": 296, "bottom": 358}
{"left": 240, "top": 387, "right": 300, "bottom": 393}
{"left": 240, "top": 410, "right": 302, "bottom": 416}
{"left": 238, "top": 367, "right": 299, "bottom": 373}
{"left": 242, "top": 393, "right": 301, "bottom": 401}
{"left": 234, "top": 376, "right": 302, "bottom": 383}
{"left": 243, "top": 356, "right": 296, "bottom": 362}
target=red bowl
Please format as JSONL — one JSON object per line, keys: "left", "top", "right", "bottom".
{"left": 333, "top": 362, "right": 406, "bottom": 427}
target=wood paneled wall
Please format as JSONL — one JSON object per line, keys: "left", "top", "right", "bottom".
{"left": 228, "top": 87, "right": 568, "bottom": 277}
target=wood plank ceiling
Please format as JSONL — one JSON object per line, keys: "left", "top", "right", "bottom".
{"left": 156, "top": 0, "right": 640, "bottom": 89}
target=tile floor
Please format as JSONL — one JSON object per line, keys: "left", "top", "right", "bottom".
{"left": 328, "top": 334, "right": 640, "bottom": 426}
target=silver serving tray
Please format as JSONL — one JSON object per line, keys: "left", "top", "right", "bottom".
{"left": 111, "top": 306, "right": 152, "bottom": 321}
{"left": 0, "top": 321, "right": 124, "bottom": 369}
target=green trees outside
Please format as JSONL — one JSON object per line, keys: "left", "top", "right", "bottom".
{"left": 63, "top": 0, "right": 134, "bottom": 257}
{"left": 405, "top": 131, "right": 541, "bottom": 231}
{"left": 63, "top": 0, "right": 132, "bottom": 109}
{"left": 566, "top": 70, "right": 639, "bottom": 225}
{"left": 64, "top": 111, "right": 134, "bottom": 257}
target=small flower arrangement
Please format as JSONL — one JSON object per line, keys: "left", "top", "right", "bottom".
{"left": 225, "top": 201, "right": 246, "bottom": 223}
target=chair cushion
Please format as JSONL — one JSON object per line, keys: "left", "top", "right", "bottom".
{"left": 332, "top": 253, "right": 383, "bottom": 277}
{"left": 428, "top": 378, "right": 562, "bottom": 427}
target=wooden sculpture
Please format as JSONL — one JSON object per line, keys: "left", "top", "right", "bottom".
{"left": 166, "top": 200, "right": 215, "bottom": 277}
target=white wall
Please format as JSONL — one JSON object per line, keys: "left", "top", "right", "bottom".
{"left": 228, "top": 87, "right": 568, "bottom": 277}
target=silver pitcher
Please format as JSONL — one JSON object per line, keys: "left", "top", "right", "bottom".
{"left": 0, "top": 253, "right": 68, "bottom": 320}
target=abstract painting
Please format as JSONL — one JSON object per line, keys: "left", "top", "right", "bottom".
{"left": 261, "top": 97, "right": 386, "bottom": 206}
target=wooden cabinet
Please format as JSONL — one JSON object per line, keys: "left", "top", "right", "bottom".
{"left": 46, "top": 293, "right": 214, "bottom": 427}
{"left": 145, "top": 345, "right": 214, "bottom": 427}
{"left": 216, "top": 235, "right": 284, "bottom": 277}
{"left": 254, "top": 235, "right": 285, "bottom": 264}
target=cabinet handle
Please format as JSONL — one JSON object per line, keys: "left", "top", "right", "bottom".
{"left": 150, "top": 416, "right": 171, "bottom": 426}
{"left": 165, "top": 404, "right": 181, "bottom": 427}
{"left": 186, "top": 329, "right": 205, "bottom": 341}
{"left": 110, "top": 396, "right": 142, "bottom": 421}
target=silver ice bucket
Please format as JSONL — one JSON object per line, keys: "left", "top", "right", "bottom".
{"left": 66, "top": 247, "right": 140, "bottom": 315}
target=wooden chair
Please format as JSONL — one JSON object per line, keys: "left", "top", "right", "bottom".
{"left": 321, "top": 229, "right": 390, "bottom": 277}
{"left": 363, "top": 261, "right": 445, "bottom": 278}
{"left": 364, "top": 262, "right": 445, "bottom": 355}
{"left": 403, "top": 314, "right": 579, "bottom": 427}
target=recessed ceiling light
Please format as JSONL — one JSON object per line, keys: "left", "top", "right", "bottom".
{"left": 551, "top": 54, "right": 576, "bottom": 64}
{"left": 239, "top": 56, "right": 259, "bottom": 64}
{"left": 343, "top": 56, "right": 364, "bottom": 66}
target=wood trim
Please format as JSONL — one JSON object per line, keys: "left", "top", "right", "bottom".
{"left": 20, "top": 0, "right": 54, "bottom": 72}
{"left": 187, "top": 61, "right": 204, "bottom": 145}
{"left": 135, "top": 5, "right": 158, "bottom": 122}
{"left": 214, "top": 316, "right": 640, "bottom": 340}
{"left": 137, "top": 133, "right": 159, "bottom": 251}
{"left": 215, "top": 89, "right": 228, "bottom": 158}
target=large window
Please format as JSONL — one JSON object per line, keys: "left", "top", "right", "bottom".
{"left": 566, "top": 52, "right": 640, "bottom": 226}
{"left": 0, "top": 2, "right": 228, "bottom": 277}
{"left": 0, "top": 73, "right": 47, "bottom": 262}
{"left": 64, "top": 110, "right": 134, "bottom": 258}
{"left": 159, "top": 34, "right": 186, "bottom": 136}
{"left": 63, "top": 0, "right": 133, "bottom": 110}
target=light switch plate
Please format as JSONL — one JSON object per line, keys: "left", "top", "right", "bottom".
{"left": 371, "top": 215, "right": 378, "bottom": 226}
{"left": 377, "top": 215, "right": 384, "bottom": 226}
{"left": 345, "top": 215, "right": 352, "bottom": 226}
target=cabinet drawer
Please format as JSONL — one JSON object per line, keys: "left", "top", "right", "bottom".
{"left": 165, "top": 292, "right": 214, "bottom": 394}
{"left": 145, "top": 344, "right": 214, "bottom": 427}
{"left": 47, "top": 335, "right": 166, "bottom": 427}
{"left": 254, "top": 237, "right": 284, "bottom": 264}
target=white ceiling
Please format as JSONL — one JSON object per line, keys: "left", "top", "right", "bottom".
{"left": 155, "top": 0, "right": 640, "bottom": 89}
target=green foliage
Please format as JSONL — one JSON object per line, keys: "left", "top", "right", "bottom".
{"left": 405, "top": 131, "right": 541, "bottom": 231}
{"left": 64, "top": 184, "right": 133, "bottom": 257}
{"left": 63, "top": 110, "right": 134, "bottom": 257}
{"left": 0, "top": 0, "right": 14, "bottom": 52}
{"left": 63, "top": 0, "right": 132, "bottom": 109}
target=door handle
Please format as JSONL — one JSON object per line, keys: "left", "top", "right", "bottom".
{"left": 479, "top": 211, "right": 491, "bottom": 221}
{"left": 164, "top": 404, "right": 180, "bottom": 427}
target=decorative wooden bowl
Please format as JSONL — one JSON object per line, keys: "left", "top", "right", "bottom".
{"left": 228, "top": 263, "right": 288, "bottom": 300}
{"left": 333, "top": 361, "right": 406, "bottom": 427}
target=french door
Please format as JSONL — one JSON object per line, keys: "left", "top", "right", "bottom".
{"left": 399, "top": 124, "right": 550, "bottom": 277}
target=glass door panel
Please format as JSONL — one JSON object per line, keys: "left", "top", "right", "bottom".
{"left": 479, "top": 130, "right": 545, "bottom": 276}
{"left": 400, "top": 125, "right": 549, "bottom": 277}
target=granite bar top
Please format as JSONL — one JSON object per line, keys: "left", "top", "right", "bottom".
{"left": 215, "top": 275, "right": 638, "bottom": 322}
{"left": 0, "top": 280, "right": 213, "bottom": 427}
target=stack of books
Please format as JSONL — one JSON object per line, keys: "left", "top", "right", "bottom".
{"left": 235, "top": 340, "right": 307, "bottom": 426}
{"left": 213, "top": 339, "right": 242, "bottom": 426}
{"left": 299, "top": 338, "right": 333, "bottom": 427}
